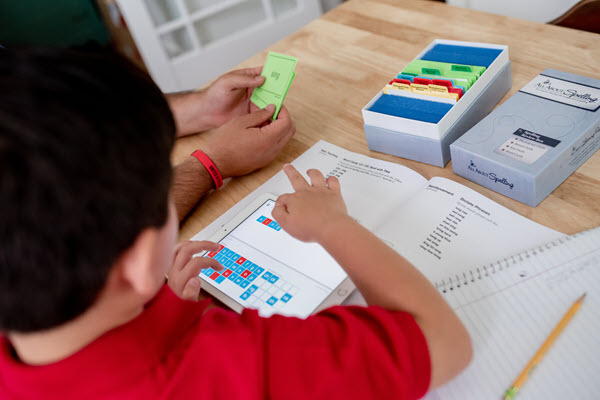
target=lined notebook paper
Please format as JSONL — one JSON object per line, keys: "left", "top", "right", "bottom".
{"left": 427, "top": 227, "right": 600, "bottom": 400}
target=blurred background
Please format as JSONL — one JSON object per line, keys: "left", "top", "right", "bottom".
{"left": 1, "top": 0, "right": 596, "bottom": 93}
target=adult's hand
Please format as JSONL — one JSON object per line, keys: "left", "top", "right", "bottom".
{"left": 168, "top": 67, "right": 265, "bottom": 137}
{"left": 202, "top": 104, "right": 296, "bottom": 180}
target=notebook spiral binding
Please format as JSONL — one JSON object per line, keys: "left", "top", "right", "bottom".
{"left": 435, "top": 235, "right": 574, "bottom": 293}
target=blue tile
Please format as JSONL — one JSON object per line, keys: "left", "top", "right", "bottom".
{"left": 247, "top": 273, "right": 257, "bottom": 282}
{"left": 248, "top": 263, "right": 256, "bottom": 272}
{"left": 275, "top": 226, "right": 281, "bottom": 231}
{"left": 234, "top": 276, "right": 244, "bottom": 285}
{"left": 213, "top": 254, "right": 223, "bottom": 263}
{"left": 240, "top": 280, "right": 249, "bottom": 288}
{"left": 254, "top": 266, "right": 264, "bottom": 275}
{"left": 215, "top": 276, "right": 225, "bottom": 284}
{"left": 228, "top": 272, "right": 238, "bottom": 282}
{"left": 267, "top": 296, "right": 278, "bottom": 306}
{"left": 268, "top": 275, "right": 279, "bottom": 284}
{"left": 230, "top": 253, "right": 240, "bottom": 261}
{"left": 248, "top": 285, "right": 258, "bottom": 293}
{"left": 202, "top": 268, "right": 214, "bottom": 277}
{"left": 262, "top": 271, "right": 272, "bottom": 280}
{"left": 221, "top": 248, "right": 230, "bottom": 257}
{"left": 281, "top": 293, "right": 292, "bottom": 302}
{"left": 257, "top": 216, "right": 266, "bottom": 223}
{"left": 235, "top": 266, "right": 245, "bottom": 275}
{"left": 240, "top": 291, "right": 250, "bottom": 300}
{"left": 268, "top": 221, "right": 278, "bottom": 229}
{"left": 242, "top": 260, "right": 252, "bottom": 269}
{"left": 225, "top": 260, "right": 233, "bottom": 268}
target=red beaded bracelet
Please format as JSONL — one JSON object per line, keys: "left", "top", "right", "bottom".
{"left": 191, "top": 150, "right": 223, "bottom": 189}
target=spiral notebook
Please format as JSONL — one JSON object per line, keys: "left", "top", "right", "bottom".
{"left": 426, "top": 226, "right": 600, "bottom": 400}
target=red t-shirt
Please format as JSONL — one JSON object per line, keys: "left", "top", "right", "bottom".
{"left": 0, "top": 286, "right": 430, "bottom": 399}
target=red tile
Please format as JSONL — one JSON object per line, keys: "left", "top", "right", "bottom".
{"left": 236, "top": 257, "right": 246, "bottom": 265}
{"left": 241, "top": 270, "right": 251, "bottom": 278}
{"left": 210, "top": 272, "right": 220, "bottom": 280}
{"left": 222, "top": 269, "right": 232, "bottom": 277}
{"left": 263, "top": 218, "right": 272, "bottom": 225}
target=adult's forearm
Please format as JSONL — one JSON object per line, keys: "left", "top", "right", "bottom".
{"left": 172, "top": 156, "right": 214, "bottom": 222}
{"left": 166, "top": 91, "right": 214, "bottom": 137}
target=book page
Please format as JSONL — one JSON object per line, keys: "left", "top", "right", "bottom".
{"left": 191, "top": 140, "right": 428, "bottom": 241}
{"left": 373, "top": 176, "right": 564, "bottom": 284}
{"left": 427, "top": 227, "right": 600, "bottom": 400}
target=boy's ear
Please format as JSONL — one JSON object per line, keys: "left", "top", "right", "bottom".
{"left": 114, "top": 227, "right": 162, "bottom": 297}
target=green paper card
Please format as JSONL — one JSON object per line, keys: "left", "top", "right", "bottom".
{"left": 251, "top": 52, "right": 298, "bottom": 120}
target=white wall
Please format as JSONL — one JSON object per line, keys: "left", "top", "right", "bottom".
{"left": 446, "top": 0, "right": 579, "bottom": 23}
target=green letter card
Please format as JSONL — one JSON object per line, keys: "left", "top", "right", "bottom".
{"left": 251, "top": 52, "right": 298, "bottom": 120}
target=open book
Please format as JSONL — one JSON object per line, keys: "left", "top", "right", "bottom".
{"left": 192, "top": 140, "right": 564, "bottom": 302}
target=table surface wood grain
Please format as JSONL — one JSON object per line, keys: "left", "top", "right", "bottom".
{"left": 175, "top": 0, "right": 600, "bottom": 241}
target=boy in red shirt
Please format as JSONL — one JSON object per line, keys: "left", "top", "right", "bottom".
{"left": 0, "top": 48, "right": 471, "bottom": 399}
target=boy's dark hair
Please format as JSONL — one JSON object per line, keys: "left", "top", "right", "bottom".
{"left": 0, "top": 48, "right": 176, "bottom": 332}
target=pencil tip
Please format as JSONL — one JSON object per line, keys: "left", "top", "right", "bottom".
{"left": 578, "top": 293, "right": 587, "bottom": 302}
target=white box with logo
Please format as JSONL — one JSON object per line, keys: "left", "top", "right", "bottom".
{"left": 451, "top": 69, "right": 600, "bottom": 206}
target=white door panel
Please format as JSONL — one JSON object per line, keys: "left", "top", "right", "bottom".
{"left": 117, "top": 0, "right": 322, "bottom": 92}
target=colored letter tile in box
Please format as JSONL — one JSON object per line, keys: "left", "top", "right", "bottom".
{"left": 242, "top": 260, "right": 253, "bottom": 269}
{"left": 206, "top": 251, "right": 218, "bottom": 258}
{"left": 248, "top": 263, "right": 256, "bottom": 272}
{"left": 257, "top": 216, "right": 266, "bottom": 223}
{"left": 240, "top": 291, "right": 251, "bottom": 300}
{"left": 247, "top": 273, "right": 257, "bottom": 282}
{"left": 234, "top": 276, "right": 244, "bottom": 285}
{"left": 240, "top": 280, "right": 249, "bottom": 288}
{"left": 262, "top": 271, "right": 272, "bottom": 280}
{"left": 241, "top": 270, "right": 251, "bottom": 279}
{"left": 202, "top": 268, "right": 214, "bottom": 277}
{"left": 281, "top": 293, "right": 292, "bottom": 303}
{"left": 210, "top": 272, "right": 220, "bottom": 280}
{"left": 235, "top": 266, "right": 245, "bottom": 275}
{"left": 263, "top": 218, "right": 272, "bottom": 226}
{"left": 215, "top": 275, "right": 225, "bottom": 284}
{"left": 236, "top": 257, "right": 247, "bottom": 265}
{"left": 248, "top": 285, "right": 258, "bottom": 293}
{"left": 222, "top": 269, "right": 233, "bottom": 278}
{"left": 267, "top": 296, "right": 278, "bottom": 306}
{"left": 268, "top": 275, "right": 279, "bottom": 284}
{"left": 230, "top": 252, "right": 240, "bottom": 261}
{"left": 228, "top": 272, "right": 238, "bottom": 282}
{"left": 268, "top": 221, "right": 278, "bottom": 229}
{"left": 275, "top": 225, "right": 281, "bottom": 231}
{"left": 254, "top": 266, "right": 264, "bottom": 275}
{"left": 224, "top": 260, "right": 234, "bottom": 268}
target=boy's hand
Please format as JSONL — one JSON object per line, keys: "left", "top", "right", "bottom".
{"left": 202, "top": 105, "right": 295, "bottom": 179}
{"left": 167, "top": 241, "right": 223, "bottom": 301}
{"left": 272, "top": 164, "right": 350, "bottom": 243}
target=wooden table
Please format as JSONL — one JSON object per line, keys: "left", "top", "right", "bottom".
{"left": 175, "top": 0, "right": 600, "bottom": 241}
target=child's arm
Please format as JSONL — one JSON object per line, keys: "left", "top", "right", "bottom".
{"left": 272, "top": 165, "right": 472, "bottom": 389}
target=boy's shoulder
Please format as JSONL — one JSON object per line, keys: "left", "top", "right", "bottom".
{"left": 0, "top": 287, "right": 431, "bottom": 400}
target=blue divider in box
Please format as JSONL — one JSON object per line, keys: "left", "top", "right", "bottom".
{"left": 420, "top": 44, "right": 502, "bottom": 68}
{"left": 368, "top": 94, "right": 453, "bottom": 124}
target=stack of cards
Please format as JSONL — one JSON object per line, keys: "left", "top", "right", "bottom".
{"left": 251, "top": 52, "right": 297, "bottom": 120}
{"left": 382, "top": 59, "right": 486, "bottom": 103}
